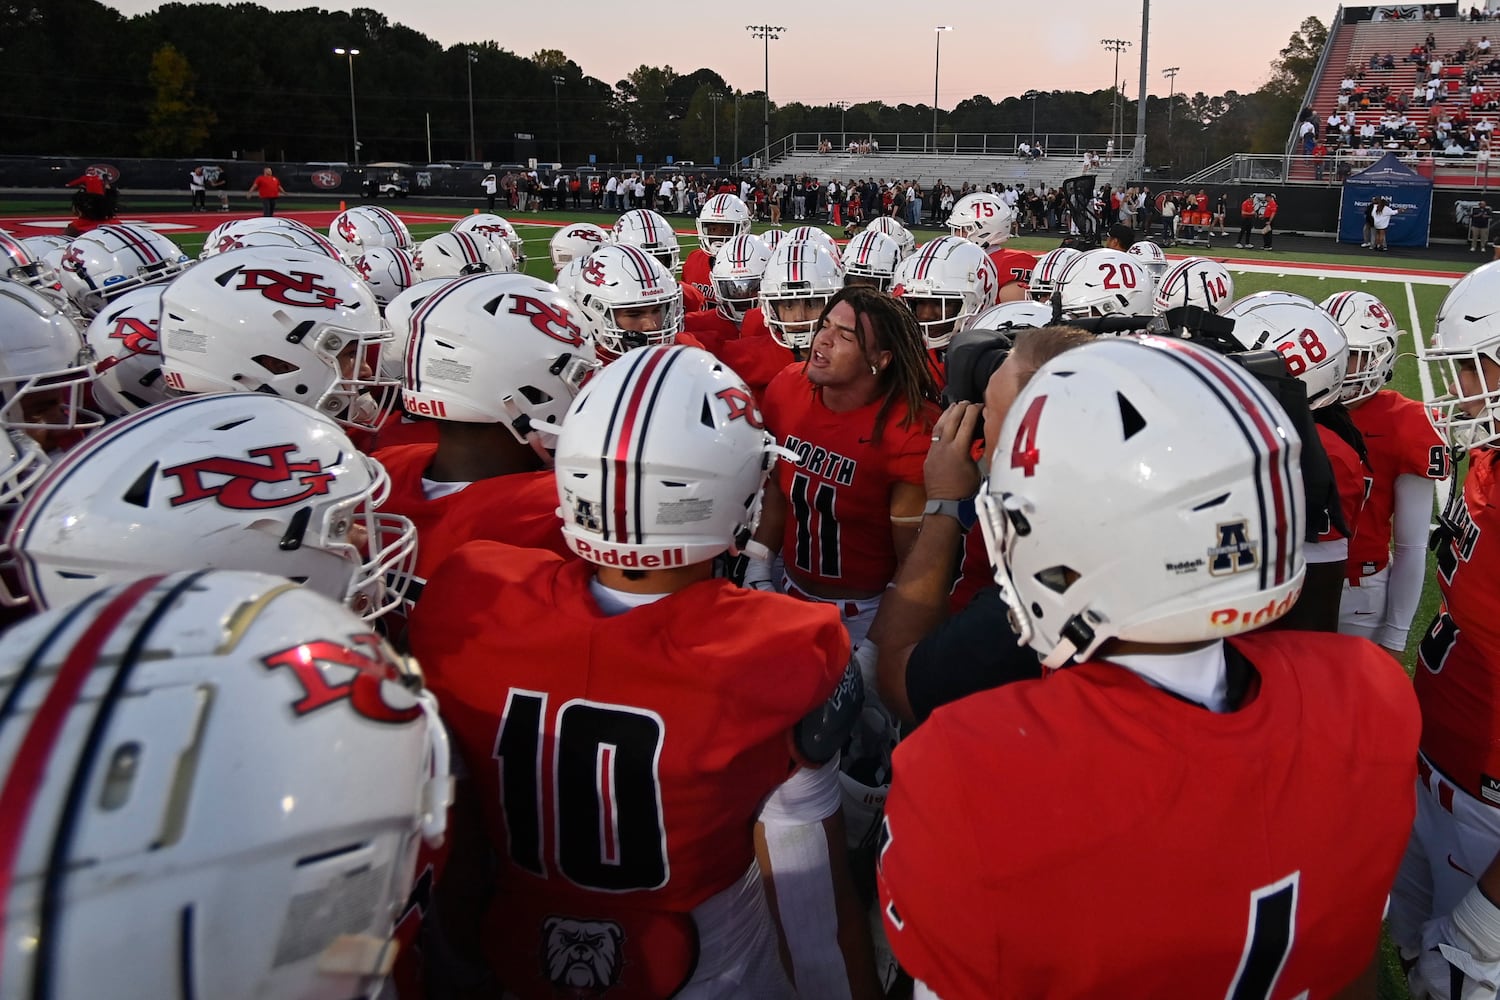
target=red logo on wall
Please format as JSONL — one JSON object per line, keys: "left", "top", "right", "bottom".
{"left": 312, "top": 170, "right": 342, "bottom": 189}
{"left": 87, "top": 163, "right": 121, "bottom": 184}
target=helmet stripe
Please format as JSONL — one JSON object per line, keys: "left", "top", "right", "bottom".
{"left": 406, "top": 274, "right": 485, "bottom": 392}
{"left": 100, "top": 225, "right": 164, "bottom": 266}
{"left": 600, "top": 346, "right": 677, "bottom": 542}
{"left": 0, "top": 573, "right": 165, "bottom": 979}
{"left": 1149, "top": 339, "right": 1297, "bottom": 589}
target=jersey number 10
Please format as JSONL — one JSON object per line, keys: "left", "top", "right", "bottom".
{"left": 495, "top": 690, "right": 670, "bottom": 891}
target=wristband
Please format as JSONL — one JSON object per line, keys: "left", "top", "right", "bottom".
{"left": 743, "top": 539, "right": 773, "bottom": 561}
{"left": 924, "top": 497, "right": 977, "bottom": 531}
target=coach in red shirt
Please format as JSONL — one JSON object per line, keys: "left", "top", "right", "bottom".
{"left": 247, "top": 167, "right": 283, "bottom": 217}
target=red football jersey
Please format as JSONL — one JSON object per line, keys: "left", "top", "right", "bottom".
{"left": 408, "top": 545, "right": 849, "bottom": 998}
{"left": 878, "top": 632, "right": 1420, "bottom": 999}
{"left": 368, "top": 411, "right": 440, "bottom": 452}
{"left": 762, "top": 365, "right": 934, "bottom": 593}
{"left": 713, "top": 311, "right": 792, "bottom": 403}
{"left": 1415, "top": 448, "right": 1500, "bottom": 797}
{"left": 373, "top": 443, "right": 571, "bottom": 587}
{"left": 1349, "top": 389, "right": 1449, "bottom": 572}
{"left": 682, "top": 247, "right": 714, "bottom": 308}
{"left": 683, "top": 308, "right": 739, "bottom": 355}
{"left": 985, "top": 247, "right": 1038, "bottom": 292}
{"left": 948, "top": 522, "right": 992, "bottom": 614}
{"left": 678, "top": 279, "right": 704, "bottom": 315}
{"left": 1315, "top": 425, "right": 1369, "bottom": 544}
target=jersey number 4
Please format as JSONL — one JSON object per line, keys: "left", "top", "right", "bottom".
{"left": 495, "top": 690, "right": 669, "bottom": 891}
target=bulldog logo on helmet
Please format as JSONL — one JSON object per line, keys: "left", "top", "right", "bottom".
{"left": 233, "top": 268, "right": 342, "bottom": 310}
{"left": 162, "top": 443, "right": 337, "bottom": 510}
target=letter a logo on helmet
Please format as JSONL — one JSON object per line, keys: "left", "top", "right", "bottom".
{"left": 234, "top": 269, "right": 342, "bottom": 310}
{"left": 162, "top": 443, "right": 337, "bottom": 510}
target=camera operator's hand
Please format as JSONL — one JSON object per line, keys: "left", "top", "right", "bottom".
{"left": 924, "top": 402, "right": 984, "bottom": 501}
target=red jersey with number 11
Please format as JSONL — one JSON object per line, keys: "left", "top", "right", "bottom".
{"left": 761, "top": 365, "right": 933, "bottom": 593}
{"left": 878, "top": 631, "right": 1419, "bottom": 1000}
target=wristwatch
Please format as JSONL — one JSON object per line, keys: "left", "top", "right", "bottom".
{"left": 923, "top": 498, "right": 977, "bottom": 531}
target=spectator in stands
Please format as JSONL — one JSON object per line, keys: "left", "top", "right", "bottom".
{"left": 1341, "top": 75, "right": 1356, "bottom": 93}
{"left": 1313, "top": 140, "right": 1330, "bottom": 181}
{"left": 1408, "top": 44, "right": 1428, "bottom": 65}
{"left": 1382, "top": 52, "right": 1396, "bottom": 69}
{"left": 1300, "top": 118, "right": 1317, "bottom": 155}
{"left": 1482, "top": 35, "right": 1493, "bottom": 55}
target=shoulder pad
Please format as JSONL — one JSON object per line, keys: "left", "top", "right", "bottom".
{"left": 793, "top": 654, "right": 863, "bottom": 765}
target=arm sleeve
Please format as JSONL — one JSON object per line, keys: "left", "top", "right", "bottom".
{"left": 1378, "top": 473, "right": 1437, "bottom": 650}
{"left": 905, "top": 587, "right": 1042, "bottom": 725}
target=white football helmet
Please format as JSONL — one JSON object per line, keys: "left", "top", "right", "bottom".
{"left": 1054, "top": 248, "right": 1154, "bottom": 320}
{"left": 452, "top": 213, "right": 526, "bottom": 263}
{"left": 761, "top": 228, "right": 788, "bottom": 254}
{"left": 20, "top": 234, "right": 72, "bottom": 261}
{"left": 1028, "top": 247, "right": 1082, "bottom": 304}
{"left": 696, "top": 194, "right": 752, "bottom": 254}
{"left": 201, "top": 217, "right": 317, "bottom": 259}
{"left": 0, "top": 568, "right": 451, "bottom": 1000}
{"left": 1125, "top": 240, "right": 1169, "bottom": 284}
{"left": 0, "top": 279, "right": 102, "bottom": 438}
{"left": 759, "top": 240, "right": 846, "bottom": 350}
{"left": 1425, "top": 259, "right": 1500, "bottom": 450}
{"left": 866, "top": 216, "right": 916, "bottom": 258}
{"left": 549, "top": 222, "right": 611, "bottom": 272}
{"left": 1222, "top": 292, "right": 1350, "bottom": 410}
{"left": 400, "top": 272, "right": 597, "bottom": 451}
{"left": 353, "top": 246, "right": 418, "bottom": 310}
{"left": 158, "top": 247, "right": 399, "bottom": 432}
{"left": 840, "top": 230, "right": 902, "bottom": 291}
{"left": 380, "top": 277, "right": 459, "bottom": 381}
{"left": 573, "top": 244, "right": 685, "bottom": 360}
{"left": 971, "top": 299, "right": 1056, "bottom": 331}
{"left": 613, "top": 209, "right": 682, "bottom": 273}
{"left": 1152, "top": 256, "right": 1235, "bottom": 317}
{"left": 710, "top": 233, "right": 774, "bottom": 324}
{"left": 947, "top": 192, "right": 1014, "bottom": 248}
{"left": 0, "top": 229, "right": 54, "bottom": 293}
{"left": 53, "top": 224, "right": 191, "bottom": 318}
{"left": 328, "top": 204, "right": 414, "bottom": 258}
{"left": 6, "top": 393, "right": 417, "bottom": 619}
{"left": 413, "top": 231, "right": 515, "bottom": 279}
{"left": 786, "top": 226, "right": 842, "bottom": 262}
{"left": 891, "top": 236, "right": 1001, "bottom": 350}
{"left": 1320, "top": 291, "right": 1401, "bottom": 405}
{"left": 83, "top": 285, "right": 170, "bottom": 417}
{"left": 977, "top": 336, "right": 1306, "bottom": 668}
{"left": 555, "top": 344, "right": 783, "bottom": 567}
{"left": 0, "top": 426, "right": 46, "bottom": 511}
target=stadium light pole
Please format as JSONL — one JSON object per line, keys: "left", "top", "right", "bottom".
{"left": 933, "top": 26, "right": 953, "bottom": 153}
{"left": 1162, "top": 66, "right": 1180, "bottom": 144}
{"left": 467, "top": 47, "right": 477, "bottom": 162}
{"left": 1024, "top": 90, "right": 1040, "bottom": 144}
{"left": 552, "top": 75, "right": 564, "bottom": 165}
{"left": 747, "top": 25, "right": 785, "bottom": 169}
{"left": 709, "top": 92, "right": 724, "bottom": 164}
{"left": 333, "top": 47, "right": 360, "bottom": 166}
{"left": 733, "top": 94, "right": 741, "bottom": 170}
{"left": 836, "top": 100, "right": 851, "bottom": 148}
{"left": 1100, "top": 38, "right": 1131, "bottom": 158}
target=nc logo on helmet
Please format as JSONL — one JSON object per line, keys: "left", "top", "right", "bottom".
{"left": 337, "top": 216, "right": 360, "bottom": 243}
{"left": 162, "top": 443, "right": 337, "bottom": 510}
{"left": 107, "top": 317, "right": 160, "bottom": 357}
{"left": 508, "top": 293, "right": 583, "bottom": 346}
{"left": 263, "top": 634, "right": 423, "bottom": 724}
{"left": 234, "top": 268, "right": 342, "bottom": 310}
{"left": 581, "top": 258, "right": 610, "bottom": 287}
{"left": 715, "top": 386, "right": 764, "bottom": 429}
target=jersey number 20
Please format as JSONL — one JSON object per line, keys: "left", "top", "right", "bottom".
{"left": 495, "top": 690, "right": 669, "bottom": 891}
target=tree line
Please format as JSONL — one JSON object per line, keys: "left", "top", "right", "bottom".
{"left": 0, "top": 1, "right": 1325, "bottom": 174}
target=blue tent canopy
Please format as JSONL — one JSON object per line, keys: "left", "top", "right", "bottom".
{"left": 1338, "top": 152, "right": 1434, "bottom": 248}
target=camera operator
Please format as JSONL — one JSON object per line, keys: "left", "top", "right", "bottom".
{"left": 869, "top": 325, "right": 1093, "bottom": 726}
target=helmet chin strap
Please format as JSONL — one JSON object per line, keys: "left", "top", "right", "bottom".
{"left": 516, "top": 401, "right": 560, "bottom": 467}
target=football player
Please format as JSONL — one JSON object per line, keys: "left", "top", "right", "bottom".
{"left": 686, "top": 193, "right": 753, "bottom": 310}
{"left": 408, "top": 346, "right": 879, "bottom": 999}
{"left": 376, "top": 271, "right": 597, "bottom": 616}
{"left": 572, "top": 244, "right": 695, "bottom": 365}
{"left": 1322, "top": 290, "right": 1449, "bottom": 658}
{"left": 1224, "top": 292, "right": 1366, "bottom": 633}
{"left": 890, "top": 236, "right": 1000, "bottom": 383}
{"left": 878, "top": 336, "right": 1419, "bottom": 997}
{"left": 1390, "top": 260, "right": 1500, "bottom": 998}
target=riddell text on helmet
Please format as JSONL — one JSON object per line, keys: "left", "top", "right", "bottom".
{"left": 1209, "top": 588, "right": 1302, "bottom": 628}
{"left": 571, "top": 539, "right": 688, "bottom": 568}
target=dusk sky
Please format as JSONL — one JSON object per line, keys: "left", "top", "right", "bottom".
{"left": 106, "top": 0, "right": 1338, "bottom": 107}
